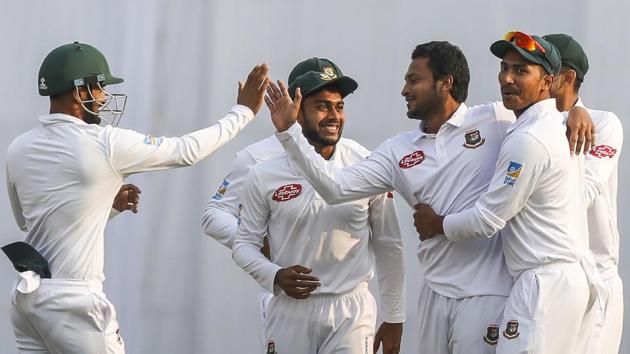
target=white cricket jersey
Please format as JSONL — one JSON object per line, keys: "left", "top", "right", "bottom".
{"left": 575, "top": 99, "right": 623, "bottom": 279}
{"left": 444, "top": 99, "right": 585, "bottom": 277}
{"left": 202, "top": 136, "right": 283, "bottom": 248}
{"left": 275, "top": 102, "right": 515, "bottom": 299}
{"left": 232, "top": 138, "right": 406, "bottom": 323}
{"left": 6, "top": 105, "right": 255, "bottom": 281}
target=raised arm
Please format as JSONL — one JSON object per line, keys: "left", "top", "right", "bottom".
{"left": 108, "top": 64, "right": 270, "bottom": 176}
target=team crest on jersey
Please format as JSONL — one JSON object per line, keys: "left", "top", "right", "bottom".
{"left": 266, "top": 340, "right": 277, "bottom": 354}
{"left": 503, "top": 320, "right": 520, "bottom": 339}
{"left": 503, "top": 161, "right": 523, "bottom": 186}
{"left": 143, "top": 135, "right": 164, "bottom": 146}
{"left": 320, "top": 66, "right": 338, "bottom": 80}
{"left": 483, "top": 324, "right": 499, "bottom": 345}
{"left": 212, "top": 179, "right": 230, "bottom": 200}
{"left": 399, "top": 150, "right": 425, "bottom": 169}
{"left": 589, "top": 145, "right": 617, "bottom": 159}
{"left": 463, "top": 128, "right": 486, "bottom": 149}
{"left": 273, "top": 183, "right": 302, "bottom": 202}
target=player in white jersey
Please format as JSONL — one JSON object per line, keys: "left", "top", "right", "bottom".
{"left": 414, "top": 31, "right": 595, "bottom": 354}
{"left": 202, "top": 136, "right": 282, "bottom": 350}
{"left": 4, "top": 42, "right": 269, "bottom": 353}
{"left": 233, "top": 58, "right": 405, "bottom": 354}
{"left": 545, "top": 33, "right": 624, "bottom": 354}
{"left": 264, "top": 42, "right": 593, "bottom": 354}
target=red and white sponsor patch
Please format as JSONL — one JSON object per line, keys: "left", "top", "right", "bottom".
{"left": 272, "top": 184, "right": 303, "bottom": 202}
{"left": 399, "top": 150, "right": 425, "bottom": 169}
{"left": 589, "top": 145, "right": 617, "bottom": 158}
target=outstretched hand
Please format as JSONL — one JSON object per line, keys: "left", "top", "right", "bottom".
{"left": 237, "top": 63, "right": 270, "bottom": 114}
{"left": 265, "top": 80, "right": 302, "bottom": 132}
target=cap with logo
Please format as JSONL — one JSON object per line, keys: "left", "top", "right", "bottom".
{"left": 490, "top": 31, "right": 561, "bottom": 75}
{"left": 542, "top": 33, "right": 589, "bottom": 81}
{"left": 38, "top": 42, "right": 123, "bottom": 96}
{"left": 288, "top": 57, "right": 358, "bottom": 99}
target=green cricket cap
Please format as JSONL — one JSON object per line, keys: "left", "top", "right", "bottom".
{"left": 38, "top": 42, "right": 123, "bottom": 96}
{"left": 288, "top": 57, "right": 358, "bottom": 99}
{"left": 542, "top": 33, "right": 589, "bottom": 81}
{"left": 490, "top": 32, "right": 561, "bottom": 75}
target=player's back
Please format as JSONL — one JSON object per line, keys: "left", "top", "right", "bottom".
{"left": 6, "top": 114, "right": 122, "bottom": 281}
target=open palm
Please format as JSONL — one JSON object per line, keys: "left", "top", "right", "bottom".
{"left": 265, "top": 80, "right": 302, "bottom": 132}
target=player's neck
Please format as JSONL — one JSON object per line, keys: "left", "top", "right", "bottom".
{"left": 555, "top": 92, "right": 579, "bottom": 112}
{"left": 314, "top": 144, "right": 335, "bottom": 160}
{"left": 423, "top": 98, "right": 460, "bottom": 134}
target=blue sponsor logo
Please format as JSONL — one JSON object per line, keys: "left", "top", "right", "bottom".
{"left": 212, "top": 179, "right": 230, "bottom": 200}
{"left": 503, "top": 161, "right": 523, "bottom": 186}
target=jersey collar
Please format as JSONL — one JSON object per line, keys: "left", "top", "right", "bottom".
{"left": 38, "top": 113, "right": 89, "bottom": 126}
{"left": 506, "top": 98, "right": 557, "bottom": 135}
{"left": 414, "top": 103, "right": 468, "bottom": 141}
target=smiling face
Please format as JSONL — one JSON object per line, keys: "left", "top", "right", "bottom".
{"left": 298, "top": 88, "right": 345, "bottom": 151}
{"left": 498, "top": 49, "right": 554, "bottom": 117}
{"left": 401, "top": 57, "right": 444, "bottom": 120}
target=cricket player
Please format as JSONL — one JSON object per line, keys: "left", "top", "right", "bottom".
{"left": 232, "top": 58, "right": 406, "bottom": 354}
{"left": 413, "top": 32, "right": 597, "bottom": 354}
{"left": 4, "top": 41, "right": 269, "bottom": 353}
{"left": 264, "top": 41, "right": 594, "bottom": 354}
{"left": 545, "top": 33, "right": 624, "bottom": 354}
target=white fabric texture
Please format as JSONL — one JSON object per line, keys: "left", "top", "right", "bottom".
{"left": 415, "top": 283, "right": 507, "bottom": 354}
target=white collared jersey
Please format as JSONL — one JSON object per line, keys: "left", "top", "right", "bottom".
{"left": 202, "top": 136, "right": 283, "bottom": 248}
{"left": 6, "top": 106, "right": 255, "bottom": 281}
{"left": 444, "top": 99, "right": 586, "bottom": 277}
{"left": 575, "top": 99, "right": 624, "bottom": 278}
{"left": 274, "top": 102, "right": 515, "bottom": 299}
{"left": 232, "top": 138, "right": 406, "bottom": 323}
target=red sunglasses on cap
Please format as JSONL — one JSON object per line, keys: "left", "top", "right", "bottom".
{"left": 503, "top": 31, "right": 546, "bottom": 53}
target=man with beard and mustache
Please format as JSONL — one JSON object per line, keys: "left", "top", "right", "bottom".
{"left": 4, "top": 41, "right": 269, "bottom": 353}
{"left": 545, "top": 33, "right": 624, "bottom": 354}
{"left": 414, "top": 32, "right": 597, "bottom": 354}
{"left": 232, "top": 58, "right": 406, "bottom": 354}
{"left": 264, "top": 41, "right": 594, "bottom": 354}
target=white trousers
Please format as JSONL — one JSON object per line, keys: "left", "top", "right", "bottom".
{"left": 416, "top": 283, "right": 508, "bottom": 354}
{"left": 588, "top": 271, "right": 624, "bottom": 354}
{"left": 496, "top": 262, "right": 590, "bottom": 354}
{"left": 10, "top": 279, "right": 124, "bottom": 354}
{"left": 263, "top": 283, "right": 376, "bottom": 354}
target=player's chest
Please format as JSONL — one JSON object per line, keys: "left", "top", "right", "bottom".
{"left": 394, "top": 124, "right": 504, "bottom": 198}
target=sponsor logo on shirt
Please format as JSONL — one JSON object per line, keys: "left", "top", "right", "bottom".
{"left": 503, "top": 161, "right": 523, "bottom": 186}
{"left": 399, "top": 150, "right": 425, "bottom": 169}
{"left": 503, "top": 320, "right": 520, "bottom": 339}
{"left": 143, "top": 135, "right": 164, "bottom": 146}
{"left": 212, "top": 179, "right": 230, "bottom": 200}
{"left": 483, "top": 324, "right": 499, "bottom": 345}
{"left": 272, "top": 183, "right": 302, "bottom": 202}
{"left": 387, "top": 191, "right": 394, "bottom": 199}
{"left": 463, "top": 128, "right": 486, "bottom": 149}
{"left": 589, "top": 145, "right": 617, "bottom": 158}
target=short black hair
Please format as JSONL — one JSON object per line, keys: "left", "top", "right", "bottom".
{"left": 412, "top": 41, "right": 470, "bottom": 102}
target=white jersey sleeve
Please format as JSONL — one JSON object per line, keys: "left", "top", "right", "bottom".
{"left": 107, "top": 105, "right": 254, "bottom": 176}
{"left": 275, "top": 123, "right": 394, "bottom": 204}
{"left": 443, "top": 133, "right": 548, "bottom": 241}
{"left": 201, "top": 149, "right": 258, "bottom": 249}
{"left": 6, "top": 165, "right": 27, "bottom": 231}
{"left": 232, "top": 168, "right": 281, "bottom": 293}
{"left": 584, "top": 112, "right": 623, "bottom": 207}
{"left": 368, "top": 192, "right": 406, "bottom": 323}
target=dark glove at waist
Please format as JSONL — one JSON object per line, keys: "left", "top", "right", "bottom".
{"left": 1, "top": 241, "right": 51, "bottom": 278}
